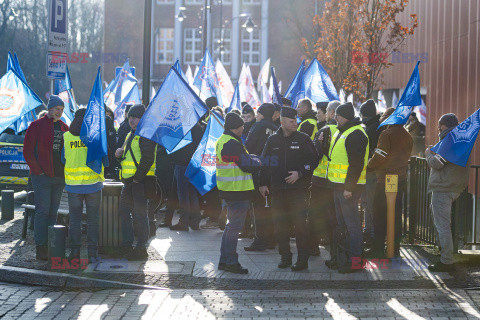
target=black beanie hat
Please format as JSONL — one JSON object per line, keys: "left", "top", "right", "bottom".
{"left": 316, "top": 102, "right": 329, "bottom": 114}
{"left": 74, "top": 108, "right": 86, "bottom": 119}
{"left": 281, "top": 97, "right": 292, "bottom": 107}
{"left": 205, "top": 96, "right": 218, "bottom": 110}
{"left": 225, "top": 112, "right": 245, "bottom": 130}
{"left": 280, "top": 107, "right": 297, "bottom": 119}
{"left": 360, "top": 99, "right": 377, "bottom": 118}
{"left": 257, "top": 103, "right": 275, "bottom": 119}
{"left": 335, "top": 102, "right": 355, "bottom": 121}
{"left": 273, "top": 103, "right": 281, "bottom": 112}
{"left": 242, "top": 103, "right": 254, "bottom": 115}
{"left": 128, "top": 104, "right": 146, "bottom": 119}
{"left": 439, "top": 113, "right": 459, "bottom": 128}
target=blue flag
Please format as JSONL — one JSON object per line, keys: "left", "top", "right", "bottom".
{"left": 54, "top": 66, "right": 73, "bottom": 94}
{"left": 379, "top": 61, "right": 422, "bottom": 129}
{"left": 173, "top": 59, "right": 187, "bottom": 81}
{"left": 6, "top": 52, "right": 15, "bottom": 74}
{"left": 80, "top": 67, "right": 109, "bottom": 174}
{"left": 58, "top": 90, "right": 77, "bottom": 125}
{"left": 270, "top": 67, "right": 283, "bottom": 106}
{"left": 0, "top": 70, "right": 42, "bottom": 134}
{"left": 112, "top": 84, "right": 141, "bottom": 127}
{"left": 136, "top": 67, "right": 208, "bottom": 152}
{"left": 185, "top": 113, "right": 225, "bottom": 195}
{"left": 285, "top": 60, "right": 305, "bottom": 99}
{"left": 166, "top": 131, "right": 192, "bottom": 155}
{"left": 226, "top": 83, "right": 241, "bottom": 113}
{"left": 431, "top": 108, "right": 480, "bottom": 167}
{"left": 12, "top": 53, "right": 26, "bottom": 83}
{"left": 303, "top": 58, "right": 339, "bottom": 103}
{"left": 193, "top": 49, "right": 223, "bottom": 107}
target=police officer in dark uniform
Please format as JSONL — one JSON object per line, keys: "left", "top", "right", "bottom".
{"left": 259, "top": 107, "right": 320, "bottom": 271}
{"left": 244, "top": 103, "right": 277, "bottom": 251}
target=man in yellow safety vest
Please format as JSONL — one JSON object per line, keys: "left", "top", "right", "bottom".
{"left": 297, "top": 98, "right": 318, "bottom": 140}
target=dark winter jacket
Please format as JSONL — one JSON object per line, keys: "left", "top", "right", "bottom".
{"left": 331, "top": 118, "right": 368, "bottom": 192}
{"left": 367, "top": 124, "right": 412, "bottom": 183}
{"left": 245, "top": 118, "right": 278, "bottom": 155}
{"left": 169, "top": 123, "right": 204, "bottom": 166}
{"left": 117, "top": 120, "right": 131, "bottom": 149}
{"left": 122, "top": 130, "right": 157, "bottom": 183}
{"left": 218, "top": 130, "right": 262, "bottom": 200}
{"left": 298, "top": 110, "right": 317, "bottom": 138}
{"left": 362, "top": 114, "right": 381, "bottom": 158}
{"left": 259, "top": 128, "right": 320, "bottom": 191}
{"left": 243, "top": 119, "right": 256, "bottom": 142}
{"left": 312, "top": 124, "right": 336, "bottom": 188}
{"left": 24, "top": 116, "right": 69, "bottom": 177}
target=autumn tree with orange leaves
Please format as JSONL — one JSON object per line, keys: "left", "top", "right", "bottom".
{"left": 303, "top": 0, "right": 417, "bottom": 100}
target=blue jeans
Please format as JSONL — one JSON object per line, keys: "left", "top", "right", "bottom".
{"left": 219, "top": 200, "right": 250, "bottom": 265}
{"left": 31, "top": 174, "right": 65, "bottom": 246}
{"left": 175, "top": 165, "right": 200, "bottom": 227}
{"left": 68, "top": 191, "right": 101, "bottom": 255}
{"left": 119, "top": 181, "right": 149, "bottom": 248}
{"left": 333, "top": 184, "right": 364, "bottom": 261}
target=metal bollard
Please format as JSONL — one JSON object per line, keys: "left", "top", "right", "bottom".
{"left": 48, "top": 225, "right": 66, "bottom": 261}
{"left": 1, "top": 190, "right": 14, "bottom": 221}
{"left": 385, "top": 174, "right": 399, "bottom": 258}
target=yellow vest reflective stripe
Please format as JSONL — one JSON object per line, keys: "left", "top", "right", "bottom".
{"left": 121, "top": 133, "right": 156, "bottom": 179}
{"left": 215, "top": 134, "right": 254, "bottom": 192}
{"left": 327, "top": 125, "right": 369, "bottom": 185}
{"left": 313, "top": 125, "right": 338, "bottom": 179}
{"left": 298, "top": 118, "right": 318, "bottom": 140}
{"left": 63, "top": 132, "right": 105, "bottom": 186}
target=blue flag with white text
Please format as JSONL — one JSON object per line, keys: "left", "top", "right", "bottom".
{"left": 379, "top": 61, "right": 422, "bottom": 129}
{"left": 80, "top": 67, "right": 109, "bottom": 174}
{"left": 0, "top": 70, "right": 42, "bottom": 134}
{"left": 303, "top": 58, "right": 339, "bottom": 103}
{"left": 226, "top": 83, "right": 241, "bottom": 113}
{"left": 136, "top": 67, "right": 208, "bottom": 152}
{"left": 193, "top": 49, "right": 223, "bottom": 107}
{"left": 185, "top": 113, "right": 225, "bottom": 195}
{"left": 431, "top": 108, "right": 480, "bottom": 167}
{"left": 270, "top": 67, "right": 283, "bottom": 106}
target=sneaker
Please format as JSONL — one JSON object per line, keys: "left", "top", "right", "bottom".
{"left": 428, "top": 261, "right": 455, "bottom": 272}
{"left": 124, "top": 247, "right": 148, "bottom": 261}
{"left": 189, "top": 223, "right": 200, "bottom": 231}
{"left": 36, "top": 245, "right": 48, "bottom": 261}
{"left": 170, "top": 223, "right": 189, "bottom": 231}
{"left": 201, "top": 217, "right": 220, "bottom": 229}
{"left": 224, "top": 263, "right": 248, "bottom": 274}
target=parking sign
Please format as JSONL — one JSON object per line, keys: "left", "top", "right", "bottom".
{"left": 47, "top": 0, "right": 68, "bottom": 79}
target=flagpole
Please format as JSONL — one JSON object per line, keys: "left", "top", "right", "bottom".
{"left": 209, "top": 110, "right": 225, "bottom": 129}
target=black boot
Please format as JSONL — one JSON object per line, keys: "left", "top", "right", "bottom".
{"left": 278, "top": 254, "right": 292, "bottom": 269}
{"left": 291, "top": 255, "right": 309, "bottom": 271}
{"left": 36, "top": 245, "right": 48, "bottom": 261}
{"left": 224, "top": 263, "right": 248, "bottom": 274}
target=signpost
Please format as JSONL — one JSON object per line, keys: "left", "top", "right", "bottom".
{"left": 47, "top": 0, "right": 68, "bottom": 80}
{"left": 385, "top": 174, "right": 398, "bottom": 258}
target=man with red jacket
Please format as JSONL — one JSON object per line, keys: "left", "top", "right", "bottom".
{"left": 24, "top": 95, "right": 69, "bottom": 260}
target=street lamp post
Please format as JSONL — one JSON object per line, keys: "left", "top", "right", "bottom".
{"left": 216, "top": 14, "right": 256, "bottom": 63}
{"left": 142, "top": 0, "right": 152, "bottom": 104}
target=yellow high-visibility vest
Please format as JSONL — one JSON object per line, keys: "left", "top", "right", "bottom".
{"left": 121, "top": 132, "right": 156, "bottom": 179}
{"left": 63, "top": 132, "right": 105, "bottom": 186}
{"left": 313, "top": 125, "right": 338, "bottom": 179}
{"left": 215, "top": 134, "right": 254, "bottom": 192}
{"left": 298, "top": 118, "right": 318, "bottom": 140}
{"left": 327, "top": 125, "right": 369, "bottom": 184}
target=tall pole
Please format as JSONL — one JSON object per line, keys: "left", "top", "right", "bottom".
{"left": 206, "top": 0, "right": 212, "bottom": 54}
{"left": 202, "top": 0, "right": 208, "bottom": 54}
{"left": 142, "top": 0, "right": 152, "bottom": 104}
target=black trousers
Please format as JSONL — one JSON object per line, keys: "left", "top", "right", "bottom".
{"left": 372, "top": 179, "right": 406, "bottom": 254}
{"left": 252, "top": 192, "right": 274, "bottom": 245}
{"left": 309, "top": 185, "right": 336, "bottom": 249}
{"left": 272, "top": 188, "right": 310, "bottom": 257}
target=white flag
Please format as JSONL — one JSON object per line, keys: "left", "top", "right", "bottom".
{"left": 239, "top": 64, "right": 260, "bottom": 108}
{"left": 377, "top": 90, "right": 387, "bottom": 112}
{"left": 268, "top": 75, "right": 274, "bottom": 97}
{"left": 186, "top": 65, "right": 194, "bottom": 85}
{"left": 414, "top": 98, "right": 427, "bottom": 125}
{"left": 339, "top": 89, "right": 346, "bottom": 103}
{"left": 278, "top": 81, "right": 282, "bottom": 94}
{"left": 262, "top": 81, "right": 272, "bottom": 103}
{"left": 215, "top": 59, "right": 235, "bottom": 108}
{"left": 392, "top": 91, "right": 399, "bottom": 108}
{"left": 257, "top": 58, "right": 270, "bottom": 91}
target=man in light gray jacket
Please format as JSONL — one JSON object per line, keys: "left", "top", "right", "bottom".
{"left": 425, "top": 113, "right": 469, "bottom": 272}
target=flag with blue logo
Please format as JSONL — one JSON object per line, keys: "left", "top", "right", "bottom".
{"left": 136, "top": 67, "right": 208, "bottom": 152}
{"left": 185, "top": 113, "right": 225, "bottom": 195}
{"left": 80, "top": 67, "right": 109, "bottom": 174}
{"left": 193, "top": 49, "right": 223, "bottom": 107}
{"left": 303, "top": 58, "right": 339, "bottom": 103}
{"left": 379, "top": 61, "right": 422, "bottom": 129}
{"left": 431, "top": 108, "right": 480, "bottom": 167}
{"left": 270, "top": 67, "right": 283, "bottom": 106}
{"left": 54, "top": 66, "right": 73, "bottom": 94}
{"left": 54, "top": 67, "right": 76, "bottom": 125}
{"left": 226, "top": 83, "right": 241, "bottom": 113}
{"left": 173, "top": 59, "right": 187, "bottom": 81}
{"left": 284, "top": 60, "right": 305, "bottom": 99}
{"left": 166, "top": 131, "right": 192, "bottom": 155}
{"left": 6, "top": 52, "right": 15, "bottom": 74}
{"left": 0, "top": 70, "right": 43, "bottom": 134}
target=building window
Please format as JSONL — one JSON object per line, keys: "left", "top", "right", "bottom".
{"left": 156, "top": 0, "right": 174, "bottom": 4}
{"left": 186, "top": 0, "right": 203, "bottom": 4}
{"left": 184, "top": 28, "right": 202, "bottom": 64}
{"left": 215, "top": 0, "right": 232, "bottom": 4}
{"left": 241, "top": 29, "right": 260, "bottom": 65}
{"left": 213, "top": 28, "right": 231, "bottom": 65}
{"left": 155, "top": 28, "right": 174, "bottom": 64}
{"left": 242, "top": 0, "right": 260, "bottom": 4}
